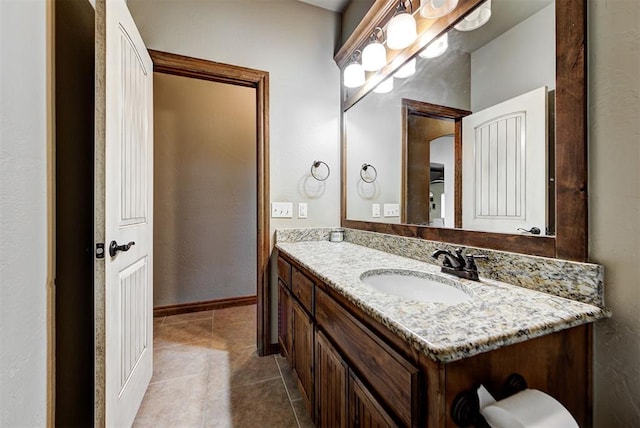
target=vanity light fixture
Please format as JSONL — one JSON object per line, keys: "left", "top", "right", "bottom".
{"left": 386, "top": 0, "right": 418, "bottom": 50}
{"left": 419, "top": 32, "right": 449, "bottom": 58}
{"left": 454, "top": 0, "right": 491, "bottom": 31}
{"left": 394, "top": 58, "right": 416, "bottom": 78}
{"left": 373, "top": 77, "right": 394, "bottom": 93}
{"left": 343, "top": 50, "right": 365, "bottom": 88}
{"left": 420, "top": 0, "right": 458, "bottom": 19}
{"left": 362, "top": 27, "right": 387, "bottom": 72}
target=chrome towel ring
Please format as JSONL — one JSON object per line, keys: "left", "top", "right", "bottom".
{"left": 311, "top": 160, "right": 330, "bottom": 181}
{"left": 360, "top": 163, "right": 377, "bottom": 183}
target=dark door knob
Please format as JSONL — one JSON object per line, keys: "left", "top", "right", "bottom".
{"left": 109, "top": 240, "right": 135, "bottom": 257}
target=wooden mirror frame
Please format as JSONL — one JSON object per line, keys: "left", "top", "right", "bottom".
{"left": 337, "top": 0, "right": 587, "bottom": 261}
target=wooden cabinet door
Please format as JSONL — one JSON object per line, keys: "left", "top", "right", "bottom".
{"left": 293, "top": 300, "right": 314, "bottom": 413}
{"left": 349, "top": 372, "right": 397, "bottom": 428}
{"left": 315, "top": 330, "right": 348, "bottom": 428}
{"left": 278, "top": 280, "right": 293, "bottom": 364}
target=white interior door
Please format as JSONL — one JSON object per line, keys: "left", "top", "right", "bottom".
{"left": 102, "top": 0, "right": 153, "bottom": 426}
{"left": 462, "top": 87, "right": 547, "bottom": 235}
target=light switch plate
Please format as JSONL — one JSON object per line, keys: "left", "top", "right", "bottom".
{"left": 298, "top": 203, "right": 308, "bottom": 219}
{"left": 383, "top": 203, "right": 400, "bottom": 217}
{"left": 372, "top": 204, "right": 381, "bottom": 218}
{"left": 271, "top": 202, "right": 293, "bottom": 218}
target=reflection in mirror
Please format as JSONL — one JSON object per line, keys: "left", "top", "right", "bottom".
{"left": 345, "top": 0, "right": 556, "bottom": 236}
{"left": 429, "top": 136, "right": 454, "bottom": 227}
{"left": 404, "top": 103, "right": 467, "bottom": 228}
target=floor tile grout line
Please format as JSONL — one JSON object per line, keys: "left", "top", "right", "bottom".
{"left": 275, "top": 355, "right": 303, "bottom": 428}
{"left": 156, "top": 317, "right": 213, "bottom": 326}
{"left": 148, "top": 372, "right": 205, "bottom": 386}
{"left": 153, "top": 338, "right": 213, "bottom": 350}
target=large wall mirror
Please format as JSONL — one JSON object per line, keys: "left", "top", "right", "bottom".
{"left": 337, "top": 0, "right": 587, "bottom": 261}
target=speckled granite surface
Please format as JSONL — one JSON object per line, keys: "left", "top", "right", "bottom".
{"left": 276, "top": 227, "right": 336, "bottom": 243}
{"left": 276, "top": 240, "right": 609, "bottom": 363}
{"left": 275, "top": 228, "right": 605, "bottom": 307}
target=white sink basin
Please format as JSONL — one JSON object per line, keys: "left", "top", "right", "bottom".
{"left": 360, "top": 269, "right": 472, "bottom": 304}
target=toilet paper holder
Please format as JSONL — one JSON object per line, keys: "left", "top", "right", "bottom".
{"left": 451, "top": 373, "right": 528, "bottom": 427}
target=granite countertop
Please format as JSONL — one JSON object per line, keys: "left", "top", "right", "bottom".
{"left": 276, "top": 241, "right": 609, "bottom": 363}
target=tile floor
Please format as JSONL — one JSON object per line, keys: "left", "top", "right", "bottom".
{"left": 133, "top": 304, "right": 314, "bottom": 428}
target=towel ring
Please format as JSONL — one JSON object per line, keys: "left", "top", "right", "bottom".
{"left": 310, "top": 160, "right": 330, "bottom": 181}
{"left": 360, "top": 163, "right": 377, "bottom": 183}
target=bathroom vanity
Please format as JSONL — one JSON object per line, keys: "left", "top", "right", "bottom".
{"left": 273, "top": 0, "right": 601, "bottom": 426}
{"left": 276, "top": 237, "right": 607, "bottom": 427}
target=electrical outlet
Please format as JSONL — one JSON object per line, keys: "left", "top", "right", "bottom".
{"left": 372, "top": 204, "right": 381, "bottom": 218}
{"left": 298, "top": 203, "right": 308, "bottom": 219}
{"left": 383, "top": 203, "right": 400, "bottom": 217}
{"left": 271, "top": 202, "right": 293, "bottom": 218}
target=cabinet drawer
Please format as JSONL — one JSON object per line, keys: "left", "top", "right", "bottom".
{"left": 292, "top": 268, "right": 314, "bottom": 314}
{"left": 316, "top": 287, "right": 419, "bottom": 427}
{"left": 278, "top": 256, "right": 292, "bottom": 288}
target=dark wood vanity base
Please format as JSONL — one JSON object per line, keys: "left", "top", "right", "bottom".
{"left": 277, "top": 251, "right": 592, "bottom": 427}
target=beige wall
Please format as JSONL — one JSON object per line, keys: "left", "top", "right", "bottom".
{"left": 589, "top": 1, "right": 640, "bottom": 426}
{"left": 154, "top": 73, "right": 257, "bottom": 306}
{"left": 470, "top": 3, "right": 555, "bottom": 111}
{"left": 127, "top": 0, "right": 341, "bottom": 340}
{"left": 127, "top": 0, "right": 342, "bottom": 234}
{"left": 0, "top": 0, "right": 49, "bottom": 425}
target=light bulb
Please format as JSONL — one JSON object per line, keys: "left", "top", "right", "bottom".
{"left": 419, "top": 32, "right": 449, "bottom": 59}
{"left": 394, "top": 58, "right": 416, "bottom": 78}
{"left": 386, "top": 4, "right": 418, "bottom": 50}
{"left": 454, "top": 0, "right": 491, "bottom": 31}
{"left": 343, "top": 62, "right": 365, "bottom": 88}
{"left": 374, "top": 77, "right": 393, "bottom": 93}
{"left": 420, "top": 0, "right": 458, "bottom": 19}
{"left": 362, "top": 41, "right": 387, "bottom": 71}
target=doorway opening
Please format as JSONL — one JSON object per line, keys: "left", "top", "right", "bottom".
{"left": 149, "top": 50, "right": 271, "bottom": 355}
{"left": 54, "top": 0, "right": 95, "bottom": 425}
{"left": 401, "top": 99, "right": 470, "bottom": 228}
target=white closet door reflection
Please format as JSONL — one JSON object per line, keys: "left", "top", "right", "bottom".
{"left": 463, "top": 87, "right": 548, "bottom": 235}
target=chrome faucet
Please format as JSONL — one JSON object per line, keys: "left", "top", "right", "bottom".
{"left": 431, "top": 248, "right": 487, "bottom": 281}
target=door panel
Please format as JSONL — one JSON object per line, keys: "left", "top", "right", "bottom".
{"left": 118, "top": 256, "right": 149, "bottom": 391}
{"left": 316, "top": 330, "right": 347, "bottom": 428}
{"left": 349, "top": 372, "right": 397, "bottom": 428}
{"left": 462, "top": 87, "right": 547, "bottom": 235}
{"left": 98, "top": 0, "right": 153, "bottom": 426}
{"left": 293, "top": 300, "right": 313, "bottom": 413}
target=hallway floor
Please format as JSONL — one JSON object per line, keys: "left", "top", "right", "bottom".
{"left": 133, "top": 304, "right": 314, "bottom": 428}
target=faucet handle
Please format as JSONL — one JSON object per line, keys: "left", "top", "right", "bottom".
{"left": 463, "top": 254, "right": 487, "bottom": 271}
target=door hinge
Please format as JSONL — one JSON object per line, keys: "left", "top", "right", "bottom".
{"left": 96, "top": 243, "right": 105, "bottom": 259}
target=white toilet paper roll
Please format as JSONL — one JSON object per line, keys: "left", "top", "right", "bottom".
{"left": 479, "top": 388, "right": 578, "bottom": 428}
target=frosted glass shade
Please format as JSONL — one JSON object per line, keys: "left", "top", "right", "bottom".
{"left": 454, "top": 0, "right": 491, "bottom": 31}
{"left": 420, "top": 0, "right": 459, "bottom": 19}
{"left": 387, "top": 12, "right": 418, "bottom": 50}
{"left": 374, "top": 78, "right": 393, "bottom": 93}
{"left": 362, "top": 42, "right": 387, "bottom": 71}
{"left": 394, "top": 58, "right": 416, "bottom": 78}
{"left": 419, "top": 32, "right": 449, "bottom": 59}
{"left": 343, "top": 62, "right": 365, "bottom": 88}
